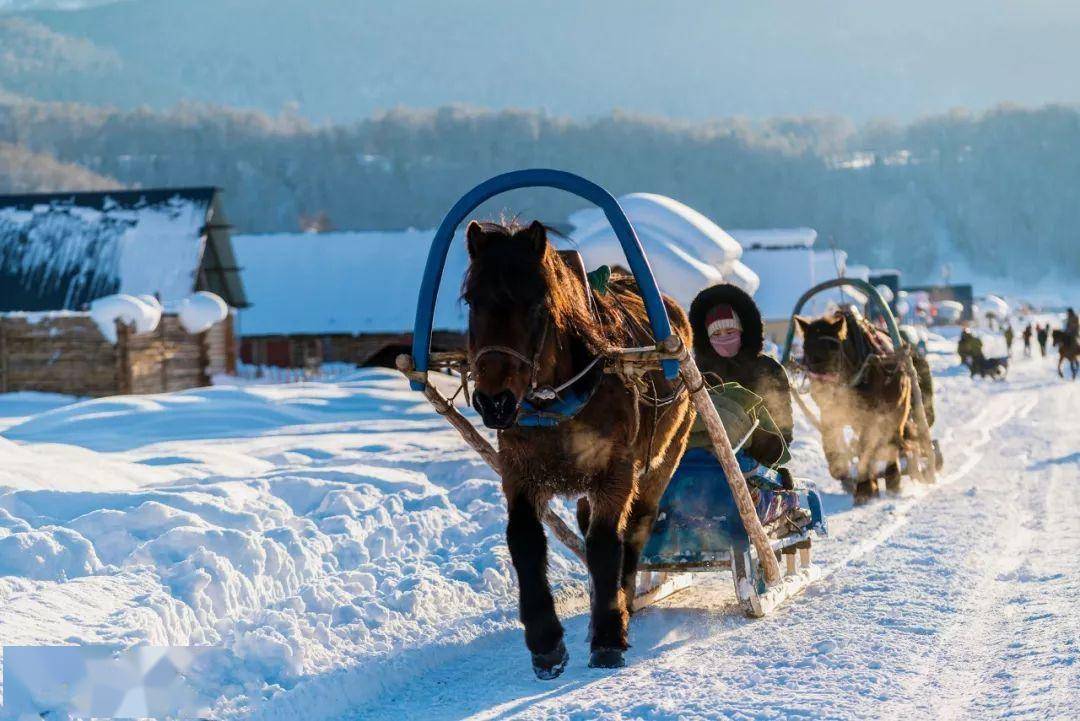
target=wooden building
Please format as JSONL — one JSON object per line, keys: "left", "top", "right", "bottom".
{"left": 233, "top": 230, "right": 467, "bottom": 369}
{"left": 0, "top": 187, "right": 247, "bottom": 396}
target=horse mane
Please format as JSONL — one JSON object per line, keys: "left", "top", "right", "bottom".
{"left": 461, "top": 220, "right": 629, "bottom": 355}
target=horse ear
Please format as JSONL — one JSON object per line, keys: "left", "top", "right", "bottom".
{"left": 794, "top": 315, "right": 810, "bottom": 335}
{"left": 466, "top": 220, "right": 486, "bottom": 259}
{"left": 525, "top": 220, "right": 547, "bottom": 253}
{"left": 831, "top": 315, "right": 848, "bottom": 340}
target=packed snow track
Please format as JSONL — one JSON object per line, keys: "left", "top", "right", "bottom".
{"left": 0, "top": 339, "right": 1076, "bottom": 720}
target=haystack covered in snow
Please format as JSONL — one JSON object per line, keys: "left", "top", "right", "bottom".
{"left": 233, "top": 230, "right": 469, "bottom": 368}
{"left": 0, "top": 188, "right": 244, "bottom": 394}
{"left": 565, "top": 193, "right": 759, "bottom": 310}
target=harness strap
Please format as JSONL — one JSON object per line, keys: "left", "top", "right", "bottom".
{"left": 472, "top": 345, "right": 534, "bottom": 366}
{"left": 529, "top": 355, "right": 602, "bottom": 401}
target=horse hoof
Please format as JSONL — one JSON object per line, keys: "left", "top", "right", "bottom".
{"left": 532, "top": 640, "right": 568, "bottom": 680}
{"left": 588, "top": 647, "right": 626, "bottom": 669}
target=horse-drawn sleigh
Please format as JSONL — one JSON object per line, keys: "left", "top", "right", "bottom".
{"left": 781, "top": 280, "right": 943, "bottom": 503}
{"left": 396, "top": 169, "right": 826, "bottom": 678}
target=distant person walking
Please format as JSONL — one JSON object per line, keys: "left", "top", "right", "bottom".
{"left": 1004, "top": 324, "right": 1015, "bottom": 357}
{"left": 1037, "top": 323, "right": 1050, "bottom": 357}
{"left": 1022, "top": 324, "right": 1033, "bottom": 357}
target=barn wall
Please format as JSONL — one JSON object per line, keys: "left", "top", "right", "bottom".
{"left": 0, "top": 315, "right": 120, "bottom": 396}
{"left": 240, "top": 331, "right": 466, "bottom": 369}
{"left": 205, "top": 312, "right": 238, "bottom": 377}
{"left": 0, "top": 313, "right": 232, "bottom": 397}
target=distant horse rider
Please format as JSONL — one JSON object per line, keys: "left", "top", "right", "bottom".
{"left": 1003, "top": 323, "right": 1015, "bottom": 357}
{"left": 1022, "top": 323, "right": 1033, "bottom": 357}
{"left": 1036, "top": 323, "right": 1050, "bottom": 357}
{"left": 1067, "top": 308, "right": 1080, "bottom": 348}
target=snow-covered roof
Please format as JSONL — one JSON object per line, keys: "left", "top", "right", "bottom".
{"left": 0, "top": 188, "right": 246, "bottom": 311}
{"left": 739, "top": 243, "right": 865, "bottom": 321}
{"left": 233, "top": 230, "right": 470, "bottom": 336}
{"left": 728, "top": 228, "right": 817, "bottom": 250}
{"left": 565, "top": 192, "right": 754, "bottom": 309}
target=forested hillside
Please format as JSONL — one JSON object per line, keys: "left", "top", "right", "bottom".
{"left": 2, "top": 97, "right": 1077, "bottom": 282}
{"left": 0, "top": 140, "right": 120, "bottom": 192}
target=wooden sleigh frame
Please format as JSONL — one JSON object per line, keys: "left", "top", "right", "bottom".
{"left": 396, "top": 168, "right": 821, "bottom": 616}
{"left": 780, "top": 278, "right": 938, "bottom": 485}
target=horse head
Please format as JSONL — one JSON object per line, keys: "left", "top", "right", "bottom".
{"left": 796, "top": 313, "right": 849, "bottom": 381}
{"left": 461, "top": 219, "right": 597, "bottom": 429}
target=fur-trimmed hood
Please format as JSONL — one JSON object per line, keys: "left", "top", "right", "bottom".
{"left": 689, "top": 283, "right": 765, "bottom": 359}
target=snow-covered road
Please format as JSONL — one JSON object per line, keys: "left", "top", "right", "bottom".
{"left": 0, "top": 340, "right": 1076, "bottom": 720}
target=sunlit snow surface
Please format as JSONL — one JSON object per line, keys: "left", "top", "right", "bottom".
{"left": 0, "top": 332, "right": 1077, "bottom": 719}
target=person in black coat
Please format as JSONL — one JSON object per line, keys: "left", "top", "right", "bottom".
{"left": 689, "top": 283, "right": 794, "bottom": 465}
{"left": 1036, "top": 323, "right": 1050, "bottom": 357}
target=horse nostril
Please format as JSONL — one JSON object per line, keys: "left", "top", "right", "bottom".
{"left": 473, "top": 389, "right": 519, "bottom": 429}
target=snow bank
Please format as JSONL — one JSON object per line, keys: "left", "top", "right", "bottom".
{"left": 89, "top": 294, "right": 162, "bottom": 343}
{"left": 0, "top": 371, "right": 582, "bottom": 717}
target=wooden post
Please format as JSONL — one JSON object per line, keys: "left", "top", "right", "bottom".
{"left": 225, "top": 312, "right": 238, "bottom": 374}
{"left": 664, "top": 335, "right": 783, "bottom": 588}
{"left": 0, "top": 319, "right": 7, "bottom": 394}
{"left": 395, "top": 354, "right": 587, "bottom": 563}
{"left": 116, "top": 321, "right": 133, "bottom": 395}
{"left": 159, "top": 319, "right": 168, "bottom": 393}
{"left": 198, "top": 328, "right": 211, "bottom": 388}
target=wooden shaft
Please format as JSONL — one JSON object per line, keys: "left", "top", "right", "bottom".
{"left": 397, "top": 354, "right": 588, "bottom": 563}
{"left": 904, "top": 353, "right": 937, "bottom": 483}
{"left": 667, "top": 336, "right": 783, "bottom": 587}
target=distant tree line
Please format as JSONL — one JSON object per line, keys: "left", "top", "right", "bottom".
{"left": 0, "top": 97, "right": 1078, "bottom": 282}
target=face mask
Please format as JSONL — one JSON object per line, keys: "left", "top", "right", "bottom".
{"left": 710, "top": 332, "right": 742, "bottom": 357}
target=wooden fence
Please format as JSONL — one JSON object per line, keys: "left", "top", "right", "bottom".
{"left": 0, "top": 312, "right": 236, "bottom": 397}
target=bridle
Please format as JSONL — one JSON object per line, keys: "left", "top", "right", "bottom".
{"left": 470, "top": 305, "right": 604, "bottom": 426}
{"left": 801, "top": 315, "right": 896, "bottom": 389}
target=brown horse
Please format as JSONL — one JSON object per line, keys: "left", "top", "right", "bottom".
{"left": 1052, "top": 330, "right": 1079, "bottom": 379}
{"left": 796, "top": 311, "right": 934, "bottom": 503}
{"left": 462, "top": 220, "right": 694, "bottom": 677}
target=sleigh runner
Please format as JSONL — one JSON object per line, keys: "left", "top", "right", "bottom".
{"left": 397, "top": 169, "right": 827, "bottom": 638}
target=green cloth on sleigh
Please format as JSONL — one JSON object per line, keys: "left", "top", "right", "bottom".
{"left": 687, "top": 381, "right": 791, "bottom": 468}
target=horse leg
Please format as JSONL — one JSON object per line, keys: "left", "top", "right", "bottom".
{"left": 620, "top": 502, "right": 655, "bottom": 616}
{"left": 576, "top": 497, "right": 591, "bottom": 536}
{"left": 585, "top": 466, "right": 635, "bottom": 668}
{"left": 819, "top": 412, "right": 850, "bottom": 483}
{"left": 853, "top": 419, "right": 884, "bottom": 505}
{"left": 884, "top": 437, "right": 903, "bottom": 494}
{"left": 504, "top": 489, "right": 567, "bottom": 679}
